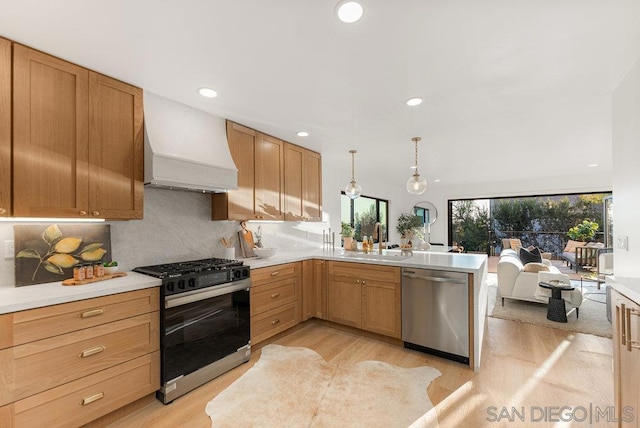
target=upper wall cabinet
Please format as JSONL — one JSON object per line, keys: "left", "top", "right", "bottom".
{"left": 284, "top": 143, "right": 322, "bottom": 221}
{"left": 11, "top": 44, "right": 143, "bottom": 219}
{"left": 0, "top": 38, "right": 11, "bottom": 217}
{"left": 213, "top": 121, "right": 322, "bottom": 222}
{"left": 88, "top": 73, "right": 144, "bottom": 219}
{"left": 212, "top": 121, "right": 285, "bottom": 220}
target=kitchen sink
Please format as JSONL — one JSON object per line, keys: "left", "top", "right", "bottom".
{"left": 340, "top": 251, "right": 411, "bottom": 262}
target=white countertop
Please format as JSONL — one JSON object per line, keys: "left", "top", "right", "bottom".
{"left": 0, "top": 272, "right": 161, "bottom": 315}
{"left": 607, "top": 276, "right": 640, "bottom": 303}
{"left": 242, "top": 247, "right": 487, "bottom": 273}
{"left": 0, "top": 249, "right": 486, "bottom": 315}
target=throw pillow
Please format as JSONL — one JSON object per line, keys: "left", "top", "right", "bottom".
{"left": 523, "top": 262, "right": 550, "bottom": 273}
{"left": 563, "top": 240, "right": 586, "bottom": 253}
{"left": 509, "top": 238, "right": 522, "bottom": 252}
{"left": 519, "top": 246, "right": 543, "bottom": 265}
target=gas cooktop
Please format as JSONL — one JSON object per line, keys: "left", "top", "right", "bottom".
{"left": 133, "top": 257, "right": 244, "bottom": 279}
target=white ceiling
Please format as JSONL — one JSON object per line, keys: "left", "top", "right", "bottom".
{"left": 1, "top": 0, "right": 639, "bottom": 187}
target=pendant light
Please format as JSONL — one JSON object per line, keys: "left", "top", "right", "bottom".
{"left": 345, "top": 149, "right": 362, "bottom": 199}
{"left": 406, "top": 137, "right": 428, "bottom": 195}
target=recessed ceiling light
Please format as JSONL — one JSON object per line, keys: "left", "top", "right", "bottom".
{"left": 406, "top": 97, "right": 423, "bottom": 107}
{"left": 588, "top": 163, "right": 599, "bottom": 167}
{"left": 198, "top": 87, "right": 218, "bottom": 98}
{"left": 296, "top": 131, "right": 309, "bottom": 137}
{"left": 434, "top": 179, "right": 441, "bottom": 183}
{"left": 336, "top": 1, "right": 364, "bottom": 23}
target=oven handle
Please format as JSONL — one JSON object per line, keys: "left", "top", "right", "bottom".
{"left": 165, "top": 278, "right": 251, "bottom": 309}
{"left": 166, "top": 308, "right": 224, "bottom": 335}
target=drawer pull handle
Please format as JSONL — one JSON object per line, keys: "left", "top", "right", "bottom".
{"left": 81, "top": 308, "right": 105, "bottom": 318}
{"left": 80, "top": 345, "right": 106, "bottom": 358}
{"left": 82, "top": 392, "right": 104, "bottom": 406}
{"left": 270, "top": 293, "right": 280, "bottom": 299}
{"left": 271, "top": 271, "right": 280, "bottom": 276}
{"left": 271, "top": 319, "right": 280, "bottom": 325}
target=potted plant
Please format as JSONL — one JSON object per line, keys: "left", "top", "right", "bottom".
{"left": 341, "top": 222, "right": 356, "bottom": 250}
{"left": 567, "top": 220, "right": 599, "bottom": 242}
{"left": 396, "top": 213, "right": 424, "bottom": 248}
{"left": 103, "top": 260, "right": 119, "bottom": 275}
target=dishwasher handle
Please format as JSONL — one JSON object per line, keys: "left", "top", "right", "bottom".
{"left": 402, "top": 271, "right": 467, "bottom": 284}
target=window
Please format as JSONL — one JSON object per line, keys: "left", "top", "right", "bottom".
{"left": 341, "top": 192, "right": 389, "bottom": 242}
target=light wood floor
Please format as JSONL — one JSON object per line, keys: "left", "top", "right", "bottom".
{"left": 88, "top": 318, "right": 614, "bottom": 427}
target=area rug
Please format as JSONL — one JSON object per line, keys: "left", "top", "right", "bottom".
{"left": 205, "top": 344, "right": 441, "bottom": 427}
{"left": 487, "top": 273, "right": 612, "bottom": 337}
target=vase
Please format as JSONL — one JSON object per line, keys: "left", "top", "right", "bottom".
{"left": 343, "top": 236, "right": 354, "bottom": 250}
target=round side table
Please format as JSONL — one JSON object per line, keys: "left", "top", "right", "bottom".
{"left": 539, "top": 281, "right": 575, "bottom": 323}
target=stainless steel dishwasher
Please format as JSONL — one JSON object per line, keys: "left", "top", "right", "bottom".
{"left": 402, "top": 268, "right": 469, "bottom": 364}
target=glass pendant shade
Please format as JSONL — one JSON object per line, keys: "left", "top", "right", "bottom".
{"left": 407, "top": 137, "right": 427, "bottom": 195}
{"left": 345, "top": 180, "right": 362, "bottom": 199}
{"left": 345, "top": 149, "right": 361, "bottom": 199}
{"left": 406, "top": 172, "right": 427, "bottom": 195}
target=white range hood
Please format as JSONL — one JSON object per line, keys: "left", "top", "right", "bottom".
{"left": 143, "top": 91, "right": 238, "bottom": 193}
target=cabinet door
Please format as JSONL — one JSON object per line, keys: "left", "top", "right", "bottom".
{"left": 361, "top": 278, "right": 401, "bottom": 338}
{"left": 220, "top": 121, "right": 256, "bottom": 219}
{"left": 0, "top": 38, "right": 10, "bottom": 217}
{"left": 255, "top": 133, "right": 284, "bottom": 220}
{"left": 88, "top": 73, "right": 143, "bottom": 219}
{"left": 613, "top": 290, "right": 640, "bottom": 425}
{"left": 13, "top": 44, "right": 90, "bottom": 217}
{"left": 285, "top": 144, "right": 322, "bottom": 222}
{"left": 302, "top": 149, "right": 322, "bottom": 221}
{"left": 302, "top": 259, "right": 326, "bottom": 321}
{"left": 327, "top": 274, "right": 361, "bottom": 328}
{"left": 284, "top": 143, "right": 304, "bottom": 221}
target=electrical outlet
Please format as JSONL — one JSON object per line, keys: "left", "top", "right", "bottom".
{"left": 4, "top": 240, "right": 15, "bottom": 259}
{"left": 617, "top": 235, "right": 629, "bottom": 251}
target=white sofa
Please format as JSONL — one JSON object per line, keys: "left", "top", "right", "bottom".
{"left": 497, "top": 249, "right": 583, "bottom": 316}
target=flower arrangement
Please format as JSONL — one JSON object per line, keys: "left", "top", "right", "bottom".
{"left": 341, "top": 222, "right": 355, "bottom": 237}
{"left": 396, "top": 213, "right": 424, "bottom": 238}
{"left": 567, "top": 220, "right": 599, "bottom": 242}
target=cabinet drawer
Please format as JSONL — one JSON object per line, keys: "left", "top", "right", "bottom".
{"left": 252, "top": 263, "right": 299, "bottom": 287}
{"left": 0, "top": 288, "right": 159, "bottom": 349}
{"left": 328, "top": 261, "right": 400, "bottom": 283}
{"left": 12, "top": 352, "right": 159, "bottom": 428}
{"left": 251, "top": 277, "right": 298, "bottom": 316}
{"left": 0, "top": 312, "right": 159, "bottom": 405}
{"left": 251, "top": 302, "right": 298, "bottom": 344}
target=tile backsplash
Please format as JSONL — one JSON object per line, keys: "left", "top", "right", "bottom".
{"left": 0, "top": 187, "right": 327, "bottom": 287}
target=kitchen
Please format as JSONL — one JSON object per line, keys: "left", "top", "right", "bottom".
{"left": 1, "top": 1, "right": 640, "bottom": 427}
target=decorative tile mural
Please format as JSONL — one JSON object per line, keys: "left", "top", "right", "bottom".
{"left": 14, "top": 224, "right": 112, "bottom": 286}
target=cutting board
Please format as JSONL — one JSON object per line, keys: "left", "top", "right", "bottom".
{"left": 62, "top": 272, "right": 127, "bottom": 286}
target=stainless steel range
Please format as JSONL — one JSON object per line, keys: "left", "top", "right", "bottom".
{"left": 134, "top": 258, "right": 251, "bottom": 404}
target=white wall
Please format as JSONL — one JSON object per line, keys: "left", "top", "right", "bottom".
{"left": 612, "top": 56, "right": 640, "bottom": 278}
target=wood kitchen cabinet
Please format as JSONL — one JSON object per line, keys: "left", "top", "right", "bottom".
{"left": 12, "top": 43, "right": 143, "bottom": 219}
{"left": 284, "top": 143, "right": 322, "bottom": 222}
{"left": 0, "top": 288, "right": 160, "bottom": 427}
{"left": 302, "top": 259, "right": 327, "bottom": 321}
{"left": 612, "top": 288, "right": 640, "bottom": 426}
{"left": 326, "top": 261, "right": 401, "bottom": 338}
{"left": 0, "top": 38, "right": 10, "bottom": 217}
{"left": 212, "top": 121, "right": 284, "bottom": 220}
{"left": 250, "top": 262, "right": 302, "bottom": 344}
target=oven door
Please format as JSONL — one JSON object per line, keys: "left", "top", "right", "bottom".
{"left": 162, "top": 279, "right": 251, "bottom": 384}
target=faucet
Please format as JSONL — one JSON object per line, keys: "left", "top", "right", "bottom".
{"left": 373, "top": 222, "right": 385, "bottom": 254}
